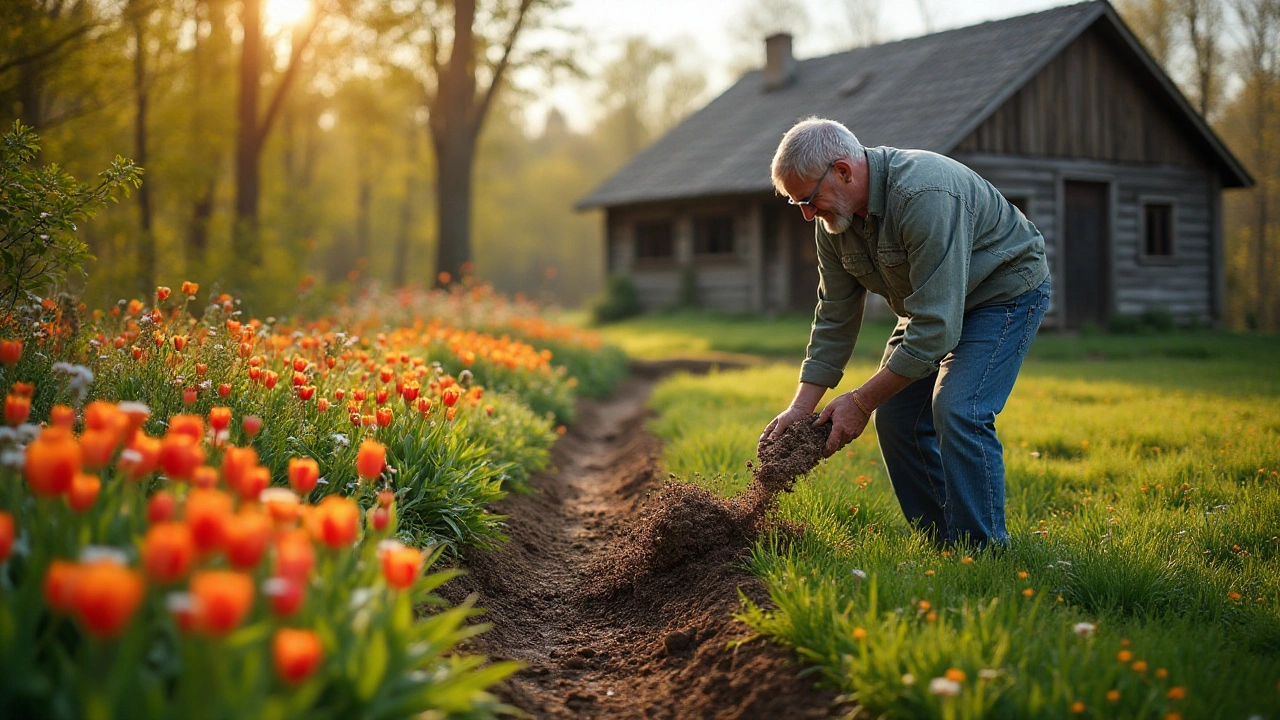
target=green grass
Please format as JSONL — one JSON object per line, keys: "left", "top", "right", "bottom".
{"left": 646, "top": 330, "right": 1280, "bottom": 719}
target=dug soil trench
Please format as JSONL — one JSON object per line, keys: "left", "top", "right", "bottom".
{"left": 443, "top": 368, "right": 841, "bottom": 719}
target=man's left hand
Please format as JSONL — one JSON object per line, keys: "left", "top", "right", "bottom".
{"left": 814, "top": 392, "right": 871, "bottom": 457}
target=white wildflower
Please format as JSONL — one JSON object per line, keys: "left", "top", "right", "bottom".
{"left": 901, "top": 673, "right": 916, "bottom": 686}
{"left": 1073, "top": 622, "right": 1096, "bottom": 638}
{"left": 165, "top": 592, "right": 196, "bottom": 613}
{"left": 851, "top": 569, "right": 867, "bottom": 580}
{"left": 80, "top": 546, "right": 129, "bottom": 565}
{"left": 349, "top": 587, "right": 374, "bottom": 610}
{"left": 978, "top": 669, "right": 1000, "bottom": 680}
{"left": 929, "top": 677, "right": 961, "bottom": 697}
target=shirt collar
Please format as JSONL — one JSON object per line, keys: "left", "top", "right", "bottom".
{"left": 864, "top": 146, "right": 887, "bottom": 218}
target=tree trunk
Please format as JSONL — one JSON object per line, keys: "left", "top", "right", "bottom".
{"left": 356, "top": 178, "right": 372, "bottom": 263}
{"left": 132, "top": 5, "right": 156, "bottom": 294}
{"left": 433, "top": 138, "right": 475, "bottom": 283}
{"left": 234, "top": 0, "right": 263, "bottom": 263}
{"left": 393, "top": 124, "right": 419, "bottom": 288}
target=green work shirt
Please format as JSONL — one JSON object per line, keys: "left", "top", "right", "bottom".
{"left": 799, "top": 146, "right": 1049, "bottom": 387}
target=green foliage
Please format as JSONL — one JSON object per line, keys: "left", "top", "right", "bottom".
{"left": 592, "top": 273, "right": 643, "bottom": 324}
{"left": 648, "top": 333, "right": 1280, "bottom": 718}
{"left": 0, "top": 122, "right": 141, "bottom": 307}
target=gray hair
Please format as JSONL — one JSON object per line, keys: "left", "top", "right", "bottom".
{"left": 770, "top": 117, "right": 866, "bottom": 193}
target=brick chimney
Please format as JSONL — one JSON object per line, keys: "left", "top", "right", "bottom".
{"left": 763, "top": 33, "right": 795, "bottom": 91}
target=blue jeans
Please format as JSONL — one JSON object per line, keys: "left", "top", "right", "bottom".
{"left": 874, "top": 278, "right": 1050, "bottom": 548}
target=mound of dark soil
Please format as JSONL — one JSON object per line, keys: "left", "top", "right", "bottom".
{"left": 591, "top": 415, "right": 830, "bottom": 596}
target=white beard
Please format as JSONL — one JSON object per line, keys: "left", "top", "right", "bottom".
{"left": 820, "top": 213, "right": 854, "bottom": 235}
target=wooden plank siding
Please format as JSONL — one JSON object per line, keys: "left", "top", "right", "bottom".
{"left": 954, "top": 24, "right": 1215, "bottom": 171}
{"left": 959, "top": 155, "right": 1216, "bottom": 325}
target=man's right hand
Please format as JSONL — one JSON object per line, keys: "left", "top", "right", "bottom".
{"left": 758, "top": 406, "right": 812, "bottom": 453}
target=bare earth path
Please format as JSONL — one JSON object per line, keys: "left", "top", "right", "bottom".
{"left": 443, "top": 367, "right": 841, "bottom": 719}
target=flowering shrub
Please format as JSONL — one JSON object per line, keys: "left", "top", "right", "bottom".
{"left": 0, "top": 401, "right": 517, "bottom": 718}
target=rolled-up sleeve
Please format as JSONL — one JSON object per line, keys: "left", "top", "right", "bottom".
{"left": 799, "top": 230, "right": 866, "bottom": 387}
{"left": 885, "top": 190, "right": 972, "bottom": 379}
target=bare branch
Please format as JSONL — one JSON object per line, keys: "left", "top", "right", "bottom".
{"left": 257, "top": 5, "right": 325, "bottom": 145}
{"left": 472, "top": 0, "right": 535, "bottom": 129}
{"left": 0, "top": 20, "right": 100, "bottom": 75}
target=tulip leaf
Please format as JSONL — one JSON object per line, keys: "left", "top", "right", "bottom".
{"left": 356, "top": 630, "right": 387, "bottom": 700}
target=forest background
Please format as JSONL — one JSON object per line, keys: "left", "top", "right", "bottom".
{"left": 3, "top": 0, "right": 1278, "bottom": 330}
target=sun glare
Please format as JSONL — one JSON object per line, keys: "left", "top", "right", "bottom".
{"left": 265, "top": 0, "right": 311, "bottom": 28}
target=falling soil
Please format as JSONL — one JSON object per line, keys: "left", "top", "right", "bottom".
{"left": 590, "top": 415, "right": 831, "bottom": 597}
{"left": 443, "top": 371, "right": 842, "bottom": 719}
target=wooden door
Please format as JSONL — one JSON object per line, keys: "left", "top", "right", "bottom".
{"left": 1063, "top": 181, "right": 1111, "bottom": 327}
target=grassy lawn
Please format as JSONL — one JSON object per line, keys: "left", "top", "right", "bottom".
{"left": 639, "top": 313, "right": 1280, "bottom": 718}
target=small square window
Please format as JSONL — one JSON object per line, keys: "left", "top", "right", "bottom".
{"left": 635, "top": 221, "right": 674, "bottom": 259}
{"left": 1143, "top": 204, "right": 1173, "bottom": 257}
{"left": 693, "top": 216, "right": 735, "bottom": 256}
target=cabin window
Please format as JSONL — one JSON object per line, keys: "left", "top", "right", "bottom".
{"left": 693, "top": 216, "right": 735, "bottom": 256}
{"left": 634, "top": 221, "right": 674, "bottom": 260}
{"left": 1142, "top": 203, "right": 1174, "bottom": 258}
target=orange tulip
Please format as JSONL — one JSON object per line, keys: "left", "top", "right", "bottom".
{"left": 263, "top": 371, "right": 279, "bottom": 390}
{"left": 316, "top": 398, "right": 330, "bottom": 413}
{"left": 0, "top": 511, "right": 13, "bottom": 563}
{"left": 173, "top": 336, "right": 188, "bottom": 352}
{"left": 181, "top": 281, "right": 199, "bottom": 297}
{"left": 44, "top": 560, "right": 81, "bottom": 612}
{"left": 442, "top": 387, "right": 461, "bottom": 407}
{"left": 79, "top": 428, "right": 121, "bottom": 469}
{"left": 243, "top": 415, "right": 263, "bottom": 438}
{"left": 307, "top": 496, "right": 359, "bottom": 549}
{"left": 371, "top": 506, "right": 390, "bottom": 531}
{"left": 10, "top": 381, "right": 33, "bottom": 397}
{"left": 401, "top": 382, "right": 420, "bottom": 403}
{"left": 169, "top": 459, "right": 204, "bottom": 486}
{"left": 185, "top": 488, "right": 233, "bottom": 553}
{"left": 66, "top": 472, "right": 102, "bottom": 512}
{"left": 147, "top": 490, "right": 177, "bottom": 524}
{"left": 49, "top": 404, "right": 76, "bottom": 427}
{"left": 168, "top": 415, "right": 205, "bottom": 442}
{"left": 273, "top": 628, "right": 324, "bottom": 684}
{"left": 297, "top": 385, "right": 316, "bottom": 402}
{"left": 287, "top": 458, "right": 320, "bottom": 495}
{"left": 207, "top": 407, "right": 231, "bottom": 435}
{"left": 224, "top": 510, "right": 272, "bottom": 568}
{"left": 233, "top": 465, "right": 270, "bottom": 502}
{"left": 4, "top": 393, "right": 30, "bottom": 426}
{"left": 142, "top": 522, "right": 196, "bottom": 583}
{"left": 221, "top": 446, "right": 258, "bottom": 493}
{"left": 275, "top": 529, "right": 315, "bottom": 580}
{"left": 376, "top": 408, "right": 392, "bottom": 427}
{"left": 0, "top": 339, "right": 23, "bottom": 366}
{"left": 261, "top": 488, "right": 301, "bottom": 526}
{"left": 356, "top": 439, "right": 386, "bottom": 481}
{"left": 120, "top": 434, "right": 162, "bottom": 480}
{"left": 159, "top": 433, "right": 205, "bottom": 481}
{"left": 25, "top": 426, "right": 81, "bottom": 497}
{"left": 380, "top": 542, "right": 422, "bottom": 590}
{"left": 118, "top": 401, "right": 151, "bottom": 437}
{"left": 156, "top": 286, "right": 171, "bottom": 302}
{"left": 190, "top": 570, "right": 255, "bottom": 635}
{"left": 71, "top": 560, "right": 145, "bottom": 638}
{"left": 265, "top": 576, "right": 305, "bottom": 617}
{"left": 218, "top": 383, "right": 232, "bottom": 398}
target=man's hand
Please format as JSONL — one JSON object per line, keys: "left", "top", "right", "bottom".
{"left": 758, "top": 406, "right": 812, "bottom": 452}
{"left": 814, "top": 392, "right": 872, "bottom": 457}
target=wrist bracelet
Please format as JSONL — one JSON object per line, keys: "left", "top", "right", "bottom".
{"left": 850, "top": 391, "right": 874, "bottom": 416}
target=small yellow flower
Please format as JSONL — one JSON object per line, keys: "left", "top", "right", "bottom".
{"left": 919, "top": 600, "right": 932, "bottom": 611}
{"left": 1070, "top": 701, "right": 1085, "bottom": 713}
{"left": 1120, "top": 638, "right": 1131, "bottom": 647}
{"left": 1117, "top": 650, "right": 1134, "bottom": 662}
{"left": 945, "top": 668, "right": 966, "bottom": 682}
{"left": 1156, "top": 668, "right": 1168, "bottom": 679}
{"left": 925, "top": 569, "right": 935, "bottom": 576}
{"left": 1022, "top": 587, "right": 1035, "bottom": 597}
{"left": 961, "top": 556, "right": 974, "bottom": 564}
{"left": 1017, "top": 570, "right": 1029, "bottom": 579}
{"left": 1131, "top": 660, "right": 1148, "bottom": 672}
{"left": 1167, "top": 687, "right": 1186, "bottom": 700}
{"left": 1227, "top": 591, "right": 1242, "bottom": 601}
{"left": 852, "top": 627, "right": 867, "bottom": 640}
{"left": 926, "top": 611, "right": 937, "bottom": 622}
{"left": 1106, "top": 690, "right": 1121, "bottom": 702}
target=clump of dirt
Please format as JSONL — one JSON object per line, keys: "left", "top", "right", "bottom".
{"left": 592, "top": 415, "right": 830, "bottom": 595}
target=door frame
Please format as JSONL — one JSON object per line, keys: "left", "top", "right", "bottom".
{"left": 1055, "top": 171, "right": 1118, "bottom": 329}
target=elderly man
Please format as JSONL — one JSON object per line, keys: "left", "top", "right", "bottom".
{"left": 758, "top": 117, "right": 1051, "bottom": 549}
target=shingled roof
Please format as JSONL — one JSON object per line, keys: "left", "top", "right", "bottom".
{"left": 578, "top": 1, "right": 1250, "bottom": 210}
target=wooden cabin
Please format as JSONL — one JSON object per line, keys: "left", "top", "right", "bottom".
{"left": 577, "top": 0, "right": 1252, "bottom": 328}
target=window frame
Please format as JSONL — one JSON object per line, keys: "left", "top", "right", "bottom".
{"left": 691, "top": 214, "right": 737, "bottom": 259}
{"left": 1137, "top": 195, "right": 1178, "bottom": 265}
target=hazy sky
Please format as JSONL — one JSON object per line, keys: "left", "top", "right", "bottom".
{"left": 534, "top": 0, "right": 1080, "bottom": 132}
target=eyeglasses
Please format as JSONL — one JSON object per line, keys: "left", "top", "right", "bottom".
{"left": 788, "top": 160, "right": 837, "bottom": 208}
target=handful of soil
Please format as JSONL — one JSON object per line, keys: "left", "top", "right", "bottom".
{"left": 591, "top": 416, "right": 831, "bottom": 594}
